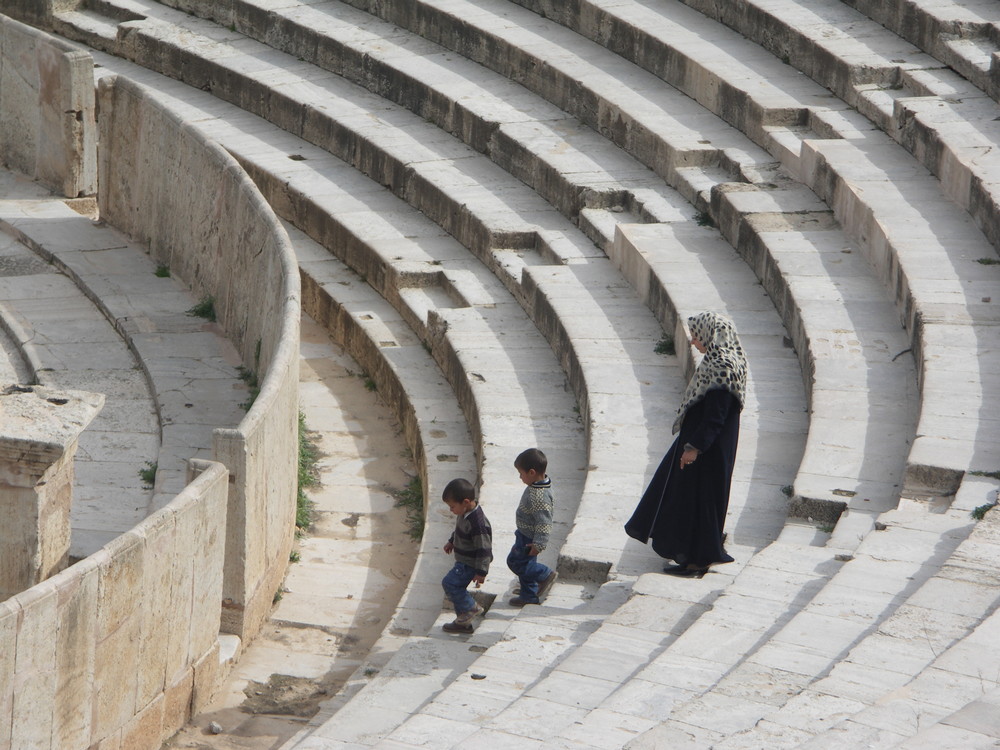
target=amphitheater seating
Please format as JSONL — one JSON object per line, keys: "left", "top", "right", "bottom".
{"left": 7, "top": 0, "right": 1000, "bottom": 746}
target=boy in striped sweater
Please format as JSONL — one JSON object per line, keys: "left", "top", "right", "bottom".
{"left": 441, "top": 477, "right": 493, "bottom": 634}
{"left": 507, "top": 448, "right": 558, "bottom": 606}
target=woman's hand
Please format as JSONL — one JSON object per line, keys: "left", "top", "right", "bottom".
{"left": 679, "top": 447, "right": 699, "bottom": 470}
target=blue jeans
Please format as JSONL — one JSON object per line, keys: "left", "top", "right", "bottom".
{"left": 442, "top": 561, "right": 477, "bottom": 614}
{"left": 506, "top": 529, "right": 551, "bottom": 603}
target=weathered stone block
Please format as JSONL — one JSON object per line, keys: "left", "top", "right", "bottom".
{"left": 11, "top": 581, "right": 58, "bottom": 749}
{"left": 52, "top": 559, "right": 99, "bottom": 750}
{"left": 121, "top": 694, "right": 164, "bottom": 750}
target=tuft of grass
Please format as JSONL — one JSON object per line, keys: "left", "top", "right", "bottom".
{"left": 654, "top": 335, "right": 675, "bottom": 356}
{"left": 694, "top": 211, "right": 714, "bottom": 227}
{"left": 969, "top": 469, "right": 1000, "bottom": 480}
{"left": 297, "top": 412, "right": 320, "bottom": 530}
{"left": 187, "top": 295, "right": 216, "bottom": 322}
{"left": 154, "top": 264, "right": 170, "bottom": 278}
{"left": 237, "top": 366, "right": 260, "bottom": 411}
{"left": 976, "top": 257, "right": 1000, "bottom": 266}
{"left": 289, "top": 549, "right": 300, "bottom": 563}
{"left": 780, "top": 485, "right": 793, "bottom": 497}
{"left": 396, "top": 477, "right": 424, "bottom": 541}
{"left": 971, "top": 502, "right": 997, "bottom": 521}
{"left": 139, "top": 461, "right": 157, "bottom": 489}
{"left": 818, "top": 523, "right": 835, "bottom": 534}
{"left": 363, "top": 376, "right": 377, "bottom": 392}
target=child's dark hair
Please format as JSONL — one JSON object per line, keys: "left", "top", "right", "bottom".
{"left": 514, "top": 448, "right": 547, "bottom": 475}
{"left": 442, "top": 477, "right": 476, "bottom": 504}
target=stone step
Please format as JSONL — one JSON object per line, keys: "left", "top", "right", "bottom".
{"left": 135, "top": 0, "right": 693, "bottom": 249}
{"left": 800, "top": 136, "right": 1000, "bottom": 499}
{"left": 303, "top": 0, "right": 779, "bottom": 199}
{"left": 844, "top": 0, "right": 1000, "bottom": 101}
{"left": 750, "top": 478, "right": 1000, "bottom": 749}
{"left": 631, "top": 497, "right": 979, "bottom": 748}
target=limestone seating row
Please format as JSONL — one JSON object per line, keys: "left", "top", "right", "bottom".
{"left": 62, "top": 7, "right": 968, "bottom": 750}
{"left": 832, "top": 0, "right": 1000, "bottom": 106}
{"left": 666, "top": 0, "right": 1000, "bottom": 265}
{"left": 715, "top": 477, "right": 1000, "bottom": 748}
{"left": 121, "top": 0, "right": 695, "bottom": 245}
{"left": 499, "top": 0, "right": 1000, "bottom": 500}
{"left": 74, "top": 10, "right": 932, "bottom": 748}
{"left": 102, "top": 0, "right": 807, "bottom": 579}
{"left": 143, "top": 0, "right": 775, "bottom": 216}
{"left": 201, "top": 0, "right": 905, "bottom": 556}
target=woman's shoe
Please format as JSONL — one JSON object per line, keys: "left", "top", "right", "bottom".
{"left": 662, "top": 565, "right": 708, "bottom": 578}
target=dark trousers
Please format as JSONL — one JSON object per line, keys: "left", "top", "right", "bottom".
{"left": 506, "top": 529, "right": 551, "bottom": 603}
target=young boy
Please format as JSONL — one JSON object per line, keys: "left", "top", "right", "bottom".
{"left": 507, "top": 448, "right": 558, "bottom": 606}
{"left": 441, "top": 477, "right": 492, "bottom": 634}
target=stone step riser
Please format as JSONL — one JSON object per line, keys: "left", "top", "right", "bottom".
{"left": 332, "top": 0, "right": 763, "bottom": 195}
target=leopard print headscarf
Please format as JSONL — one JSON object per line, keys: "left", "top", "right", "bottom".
{"left": 671, "top": 312, "right": 748, "bottom": 434}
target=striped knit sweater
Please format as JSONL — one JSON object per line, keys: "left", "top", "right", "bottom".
{"left": 449, "top": 504, "right": 493, "bottom": 575}
{"left": 516, "top": 477, "right": 554, "bottom": 550}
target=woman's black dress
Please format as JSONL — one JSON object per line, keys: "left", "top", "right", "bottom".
{"left": 625, "top": 388, "right": 739, "bottom": 567}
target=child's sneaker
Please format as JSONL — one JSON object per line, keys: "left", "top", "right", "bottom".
{"left": 443, "top": 603, "right": 482, "bottom": 633}
{"left": 537, "top": 571, "right": 558, "bottom": 601}
{"left": 442, "top": 620, "right": 474, "bottom": 634}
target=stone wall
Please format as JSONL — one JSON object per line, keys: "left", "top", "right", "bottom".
{"left": 95, "top": 74, "right": 301, "bottom": 641}
{"left": 0, "top": 14, "right": 95, "bottom": 196}
{"left": 0, "top": 19, "right": 301, "bottom": 746}
{"left": 0, "top": 459, "right": 229, "bottom": 749}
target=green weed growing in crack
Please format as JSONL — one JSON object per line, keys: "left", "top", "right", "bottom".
{"left": 971, "top": 501, "right": 998, "bottom": 521}
{"left": 187, "top": 295, "right": 216, "bottom": 322}
{"left": 654, "top": 335, "right": 675, "bottom": 355}
{"left": 139, "top": 461, "right": 157, "bottom": 489}
{"left": 396, "top": 477, "right": 425, "bottom": 541}
{"left": 297, "top": 412, "right": 320, "bottom": 530}
{"left": 237, "top": 366, "right": 259, "bottom": 411}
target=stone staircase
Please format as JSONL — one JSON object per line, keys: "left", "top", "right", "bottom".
{"left": 9, "top": 0, "right": 1000, "bottom": 747}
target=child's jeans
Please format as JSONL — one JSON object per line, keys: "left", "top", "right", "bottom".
{"left": 506, "top": 529, "right": 552, "bottom": 603}
{"left": 442, "top": 561, "right": 478, "bottom": 614}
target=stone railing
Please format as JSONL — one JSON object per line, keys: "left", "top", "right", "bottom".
{"left": 0, "top": 14, "right": 95, "bottom": 197}
{"left": 96, "top": 74, "right": 301, "bottom": 641}
{"left": 0, "top": 459, "right": 230, "bottom": 749}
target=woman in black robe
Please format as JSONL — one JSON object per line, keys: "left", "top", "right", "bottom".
{"left": 625, "top": 312, "right": 747, "bottom": 577}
